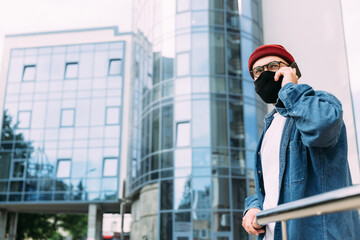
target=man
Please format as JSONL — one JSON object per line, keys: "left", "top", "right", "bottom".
{"left": 242, "top": 44, "right": 360, "bottom": 239}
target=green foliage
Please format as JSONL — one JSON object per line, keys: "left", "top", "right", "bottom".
{"left": 16, "top": 213, "right": 59, "bottom": 240}
{"left": 58, "top": 214, "right": 88, "bottom": 240}
{"left": 16, "top": 213, "right": 87, "bottom": 240}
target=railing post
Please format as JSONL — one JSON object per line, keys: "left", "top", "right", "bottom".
{"left": 281, "top": 220, "right": 287, "bottom": 240}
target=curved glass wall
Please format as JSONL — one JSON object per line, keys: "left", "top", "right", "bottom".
{"left": 129, "top": 0, "right": 266, "bottom": 239}
{"left": 0, "top": 42, "right": 124, "bottom": 203}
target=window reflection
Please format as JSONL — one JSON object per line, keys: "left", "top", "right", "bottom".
{"left": 17, "top": 111, "right": 32, "bottom": 129}
{"left": 64, "top": 62, "right": 79, "bottom": 79}
{"left": 176, "top": 122, "right": 190, "bottom": 147}
{"left": 175, "top": 211, "right": 191, "bottom": 232}
{"left": 192, "top": 177, "right": 211, "bottom": 210}
{"left": 56, "top": 159, "right": 71, "bottom": 178}
{"left": 174, "top": 177, "right": 191, "bottom": 210}
{"left": 213, "top": 212, "right": 231, "bottom": 232}
{"left": 22, "top": 65, "right": 36, "bottom": 81}
{"left": 212, "top": 177, "right": 230, "bottom": 209}
{"left": 211, "top": 100, "right": 228, "bottom": 147}
{"left": 106, "top": 106, "right": 120, "bottom": 125}
{"left": 193, "top": 211, "right": 211, "bottom": 240}
{"left": 60, "top": 109, "right": 75, "bottom": 127}
{"left": 192, "top": 100, "right": 210, "bottom": 147}
{"left": 103, "top": 158, "right": 118, "bottom": 177}
{"left": 210, "top": 33, "right": 225, "bottom": 75}
{"left": 229, "top": 100, "right": 245, "bottom": 148}
{"left": 177, "top": 53, "right": 190, "bottom": 76}
{"left": 192, "top": 33, "right": 209, "bottom": 75}
{"left": 108, "top": 58, "right": 122, "bottom": 76}
{"left": 160, "top": 212, "right": 172, "bottom": 240}
{"left": 227, "top": 35, "right": 241, "bottom": 76}
{"left": 232, "top": 178, "right": 246, "bottom": 209}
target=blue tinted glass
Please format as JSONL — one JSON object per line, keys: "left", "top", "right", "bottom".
{"left": 108, "top": 59, "right": 122, "bottom": 76}
{"left": 174, "top": 178, "right": 191, "bottom": 210}
{"left": 244, "top": 103, "right": 257, "bottom": 150}
{"left": 64, "top": 62, "right": 79, "bottom": 79}
{"left": 192, "top": 100, "right": 210, "bottom": 147}
{"left": 192, "top": 177, "right": 211, "bottom": 209}
{"left": 192, "top": 33, "right": 209, "bottom": 75}
{"left": 22, "top": 65, "right": 36, "bottom": 81}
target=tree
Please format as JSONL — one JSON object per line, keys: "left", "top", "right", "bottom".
{"left": 58, "top": 214, "right": 88, "bottom": 240}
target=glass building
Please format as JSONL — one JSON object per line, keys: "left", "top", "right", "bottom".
{"left": 0, "top": 28, "right": 130, "bottom": 239}
{"left": 128, "top": 0, "right": 266, "bottom": 239}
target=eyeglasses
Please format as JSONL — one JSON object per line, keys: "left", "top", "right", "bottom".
{"left": 251, "top": 61, "right": 288, "bottom": 78}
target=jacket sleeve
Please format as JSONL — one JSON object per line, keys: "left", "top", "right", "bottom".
{"left": 243, "top": 194, "right": 261, "bottom": 215}
{"left": 275, "top": 83, "right": 343, "bottom": 148}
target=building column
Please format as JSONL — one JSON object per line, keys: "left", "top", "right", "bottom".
{"left": 87, "top": 204, "right": 103, "bottom": 240}
{"left": 8, "top": 212, "right": 18, "bottom": 240}
{"left": 0, "top": 210, "right": 7, "bottom": 239}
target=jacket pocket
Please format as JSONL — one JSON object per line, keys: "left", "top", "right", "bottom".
{"left": 288, "top": 140, "right": 307, "bottom": 184}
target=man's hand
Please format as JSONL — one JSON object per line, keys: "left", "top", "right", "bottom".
{"left": 275, "top": 67, "right": 298, "bottom": 87}
{"left": 242, "top": 208, "right": 265, "bottom": 235}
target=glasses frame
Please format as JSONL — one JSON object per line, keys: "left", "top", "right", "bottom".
{"left": 250, "top": 61, "right": 289, "bottom": 78}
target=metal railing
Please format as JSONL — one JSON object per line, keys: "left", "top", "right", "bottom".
{"left": 255, "top": 184, "right": 360, "bottom": 240}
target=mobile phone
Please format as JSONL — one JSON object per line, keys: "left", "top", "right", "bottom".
{"left": 290, "top": 62, "right": 302, "bottom": 79}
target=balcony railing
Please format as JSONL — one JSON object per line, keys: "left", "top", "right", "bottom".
{"left": 255, "top": 184, "right": 360, "bottom": 240}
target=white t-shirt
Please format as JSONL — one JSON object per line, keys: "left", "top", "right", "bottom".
{"left": 261, "top": 112, "right": 287, "bottom": 240}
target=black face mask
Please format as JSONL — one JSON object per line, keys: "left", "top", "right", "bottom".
{"left": 254, "top": 71, "right": 283, "bottom": 104}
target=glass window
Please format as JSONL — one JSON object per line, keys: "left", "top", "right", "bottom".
{"left": 175, "top": 148, "right": 192, "bottom": 168}
{"left": 192, "top": 177, "right": 211, "bottom": 209}
{"left": 106, "top": 106, "right": 120, "bottom": 125}
{"left": 233, "top": 212, "right": 248, "bottom": 240}
{"left": 192, "top": 0, "right": 208, "bottom": 9}
{"left": 56, "top": 159, "right": 71, "bottom": 178}
{"left": 176, "top": 122, "right": 190, "bottom": 147}
{"left": 210, "top": 33, "right": 225, "bottom": 75}
{"left": 162, "top": 105, "right": 173, "bottom": 149}
{"left": 212, "top": 177, "right": 230, "bottom": 209}
{"left": 192, "top": 11, "right": 208, "bottom": 26}
{"left": 160, "top": 180, "right": 173, "bottom": 210}
{"left": 103, "top": 158, "right": 118, "bottom": 177}
{"left": 12, "top": 160, "right": 25, "bottom": 178}
{"left": 211, "top": 100, "right": 228, "bottom": 147}
{"left": 192, "top": 100, "right": 210, "bottom": 147}
{"left": 229, "top": 100, "right": 244, "bottom": 148}
{"left": 176, "top": 12, "right": 191, "bottom": 29}
{"left": 64, "top": 62, "right": 79, "bottom": 79}
{"left": 244, "top": 104, "right": 257, "bottom": 150}
{"left": 193, "top": 211, "right": 211, "bottom": 239}
{"left": 160, "top": 212, "right": 173, "bottom": 240}
{"left": 161, "top": 151, "right": 173, "bottom": 169}
{"left": 175, "top": 211, "right": 191, "bottom": 232}
{"left": 108, "top": 58, "right": 122, "bottom": 76}
{"left": 22, "top": 65, "right": 36, "bottom": 81}
{"left": 177, "top": 53, "right": 190, "bottom": 76}
{"left": 17, "top": 111, "right": 32, "bottom": 129}
{"left": 227, "top": 34, "right": 241, "bottom": 76}
{"left": 177, "top": 0, "right": 190, "bottom": 12}
{"left": 174, "top": 178, "right": 191, "bottom": 210}
{"left": 175, "top": 101, "right": 191, "bottom": 121}
{"left": 232, "top": 178, "right": 246, "bottom": 209}
{"left": 175, "top": 77, "right": 191, "bottom": 96}
{"left": 176, "top": 34, "right": 191, "bottom": 53}
{"left": 192, "top": 33, "right": 209, "bottom": 75}
{"left": 61, "top": 109, "right": 75, "bottom": 127}
{"left": 152, "top": 109, "right": 160, "bottom": 152}
{"left": 214, "top": 212, "right": 231, "bottom": 232}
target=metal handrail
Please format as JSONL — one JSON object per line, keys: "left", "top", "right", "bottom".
{"left": 255, "top": 184, "right": 360, "bottom": 240}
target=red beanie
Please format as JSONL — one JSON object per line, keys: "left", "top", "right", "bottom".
{"left": 248, "top": 44, "right": 295, "bottom": 76}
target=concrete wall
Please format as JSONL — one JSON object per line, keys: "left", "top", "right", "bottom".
{"left": 131, "top": 183, "right": 159, "bottom": 240}
{"left": 261, "top": 0, "right": 360, "bottom": 183}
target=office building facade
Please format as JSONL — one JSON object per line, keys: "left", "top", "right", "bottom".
{"left": 0, "top": 27, "right": 132, "bottom": 239}
{"left": 128, "top": 0, "right": 266, "bottom": 239}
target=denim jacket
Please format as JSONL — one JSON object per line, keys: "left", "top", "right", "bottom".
{"left": 244, "top": 83, "right": 360, "bottom": 240}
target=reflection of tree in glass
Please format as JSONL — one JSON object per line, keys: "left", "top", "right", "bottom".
{"left": 0, "top": 110, "right": 33, "bottom": 180}
{"left": 177, "top": 177, "right": 191, "bottom": 209}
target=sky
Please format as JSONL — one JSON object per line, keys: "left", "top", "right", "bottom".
{"left": 0, "top": 0, "right": 132, "bottom": 68}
